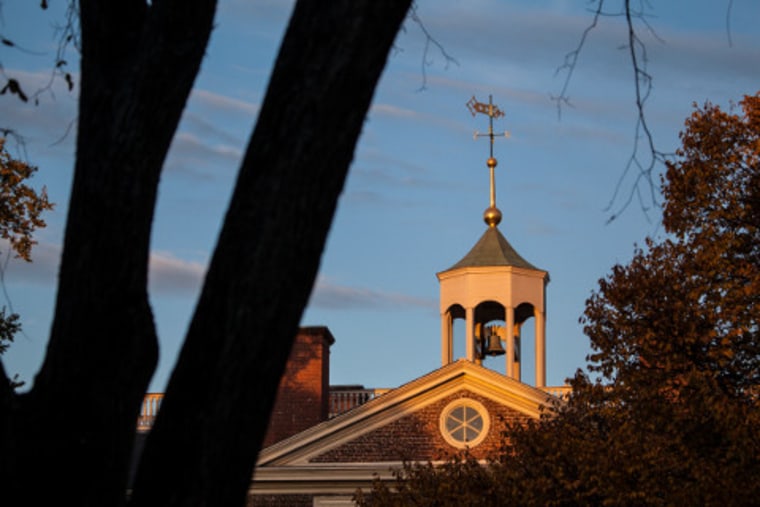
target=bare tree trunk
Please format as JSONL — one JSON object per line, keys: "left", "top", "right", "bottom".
{"left": 0, "top": 0, "right": 409, "bottom": 506}
{"left": 130, "top": 2, "right": 411, "bottom": 506}
{"left": 0, "top": 1, "right": 217, "bottom": 505}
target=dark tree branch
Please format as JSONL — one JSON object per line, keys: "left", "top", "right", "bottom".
{"left": 551, "top": 0, "right": 604, "bottom": 118}
{"left": 0, "top": 1, "right": 78, "bottom": 148}
{"left": 0, "top": 1, "right": 78, "bottom": 107}
{"left": 36, "top": 0, "right": 79, "bottom": 103}
{"left": 603, "top": 0, "right": 666, "bottom": 223}
{"left": 0, "top": 128, "right": 28, "bottom": 160}
{"left": 408, "top": 2, "right": 458, "bottom": 91}
{"left": 553, "top": 0, "right": 670, "bottom": 222}
{"left": 0, "top": 249, "right": 17, "bottom": 317}
{"left": 48, "top": 116, "right": 78, "bottom": 147}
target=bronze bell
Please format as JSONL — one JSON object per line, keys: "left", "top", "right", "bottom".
{"left": 484, "top": 329, "right": 505, "bottom": 356}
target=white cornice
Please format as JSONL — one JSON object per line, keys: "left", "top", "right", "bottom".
{"left": 251, "top": 463, "right": 398, "bottom": 494}
{"left": 437, "top": 265, "right": 549, "bottom": 281}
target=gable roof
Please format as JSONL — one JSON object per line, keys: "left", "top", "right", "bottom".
{"left": 257, "top": 359, "right": 559, "bottom": 467}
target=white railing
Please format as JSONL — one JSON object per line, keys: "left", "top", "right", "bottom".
{"left": 328, "top": 387, "right": 389, "bottom": 418}
{"left": 139, "top": 384, "right": 564, "bottom": 430}
{"left": 137, "top": 387, "right": 390, "bottom": 431}
{"left": 539, "top": 385, "right": 572, "bottom": 400}
{"left": 137, "top": 393, "right": 164, "bottom": 431}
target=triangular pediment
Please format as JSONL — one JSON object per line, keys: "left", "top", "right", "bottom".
{"left": 257, "top": 359, "right": 560, "bottom": 467}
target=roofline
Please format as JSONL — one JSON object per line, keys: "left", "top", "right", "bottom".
{"left": 257, "top": 359, "right": 562, "bottom": 466}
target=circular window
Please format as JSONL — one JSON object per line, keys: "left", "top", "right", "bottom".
{"left": 439, "top": 399, "right": 490, "bottom": 448}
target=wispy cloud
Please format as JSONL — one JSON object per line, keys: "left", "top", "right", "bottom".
{"left": 411, "top": 0, "right": 758, "bottom": 108}
{"left": 0, "top": 240, "right": 59, "bottom": 285}
{"left": 191, "top": 89, "right": 259, "bottom": 116}
{"left": 221, "top": 0, "right": 295, "bottom": 28}
{"left": 344, "top": 148, "right": 465, "bottom": 209}
{"left": 180, "top": 111, "right": 246, "bottom": 148}
{"left": 0, "top": 240, "right": 433, "bottom": 309}
{"left": 164, "top": 132, "right": 243, "bottom": 178}
{"left": 162, "top": 88, "right": 259, "bottom": 178}
{"left": 0, "top": 69, "right": 79, "bottom": 151}
{"left": 148, "top": 251, "right": 206, "bottom": 295}
{"left": 359, "top": 148, "right": 429, "bottom": 175}
{"left": 370, "top": 103, "right": 424, "bottom": 120}
{"left": 0, "top": 238, "right": 436, "bottom": 307}
{"left": 370, "top": 101, "right": 468, "bottom": 135}
{"left": 309, "top": 275, "right": 436, "bottom": 311}
{"left": 0, "top": 239, "right": 206, "bottom": 296}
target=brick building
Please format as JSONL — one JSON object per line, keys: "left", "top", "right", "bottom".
{"left": 248, "top": 158, "right": 567, "bottom": 504}
{"left": 140, "top": 99, "right": 569, "bottom": 505}
{"left": 138, "top": 208, "right": 566, "bottom": 506}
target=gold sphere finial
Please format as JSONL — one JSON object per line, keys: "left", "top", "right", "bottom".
{"left": 483, "top": 206, "right": 502, "bottom": 227}
{"left": 468, "top": 96, "right": 509, "bottom": 228}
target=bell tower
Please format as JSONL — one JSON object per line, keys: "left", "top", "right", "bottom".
{"left": 437, "top": 96, "right": 549, "bottom": 387}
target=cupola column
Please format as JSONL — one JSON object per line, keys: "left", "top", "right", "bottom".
{"left": 514, "top": 323, "right": 522, "bottom": 381}
{"left": 535, "top": 309, "right": 546, "bottom": 387}
{"left": 441, "top": 312, "right": 453, "bottom": 366}
{"left": 465, "top": 306, "right": 476, "bottom": 362}
{"left": 505, "top": 306, "right": 515, "bottom": 379}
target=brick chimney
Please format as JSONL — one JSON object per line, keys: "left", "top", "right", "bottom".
{"left": 262, "top": 326, "right": 335, "bottom": 447}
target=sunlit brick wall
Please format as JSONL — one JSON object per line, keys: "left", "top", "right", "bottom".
{"left": 309, "top": 390, "right": 531, "bottom": 463}
{"left": 262, "top": 326, "right": 334, "bottom": 448}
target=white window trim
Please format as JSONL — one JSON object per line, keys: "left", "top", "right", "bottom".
{"left": 439, "top": 398, "right": 490, "bottom": 449}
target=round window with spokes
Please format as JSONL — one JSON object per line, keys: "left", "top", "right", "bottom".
{"left": 439, "top": 398, "right": 490, "bottom": 448}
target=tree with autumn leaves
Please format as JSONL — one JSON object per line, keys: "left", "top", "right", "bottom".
{"left": 359, "top": 95, "right": 760, "bottom": 506}
{"left": 0, "top": 139, "right": 53, "bottom": 364}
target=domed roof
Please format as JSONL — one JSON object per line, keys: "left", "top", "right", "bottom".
{"left": 442, "top": 225, "right": 541, "bottom": 272}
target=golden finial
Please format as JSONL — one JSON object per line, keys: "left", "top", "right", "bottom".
{"left": 466, "top": 95, "right": 509, "bottom": 227}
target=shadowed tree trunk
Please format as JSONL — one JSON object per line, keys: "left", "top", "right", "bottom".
{"left": 0, "top": 1, "right": 411, "bottom": 506}
{"left": 131, "top": 2, "right": 411, "bottom": 505}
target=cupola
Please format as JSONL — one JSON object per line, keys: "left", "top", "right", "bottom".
{"left": 437, "top": 96, "right": 549, "bottom": 387}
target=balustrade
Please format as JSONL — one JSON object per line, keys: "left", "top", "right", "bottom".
{"left": 137, "top": 388, "right": 391, "bottom": 430}
{"left": 329, "top": 389, "right": 372, "bottom": 418}
{"left": 137, "top": 393, "right": 164, "bottom": 431}
{"left": 539, "top": 385, "right": 572, "bottom": 400}
{"left": 138, "top": 385, "right": 563, "bottom": 430}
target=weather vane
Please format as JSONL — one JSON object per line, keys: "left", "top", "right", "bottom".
{"left": 466, "top": 95, "right": 509, "bottom": 158}
{"left": 466, "top": 95, "right": 509, "bottom": 227}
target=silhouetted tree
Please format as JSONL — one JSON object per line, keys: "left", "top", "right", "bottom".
{"left": 0, "top": 1, "right": 411, "bottom": 506}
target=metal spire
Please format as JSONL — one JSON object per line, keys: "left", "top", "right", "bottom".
{"left": 466, "top": 95, "right": 510, "bottom": 227}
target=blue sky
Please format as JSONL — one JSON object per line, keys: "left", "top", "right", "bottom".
{"left": 2, "top": 0, "right": 759, "bottom": 392}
